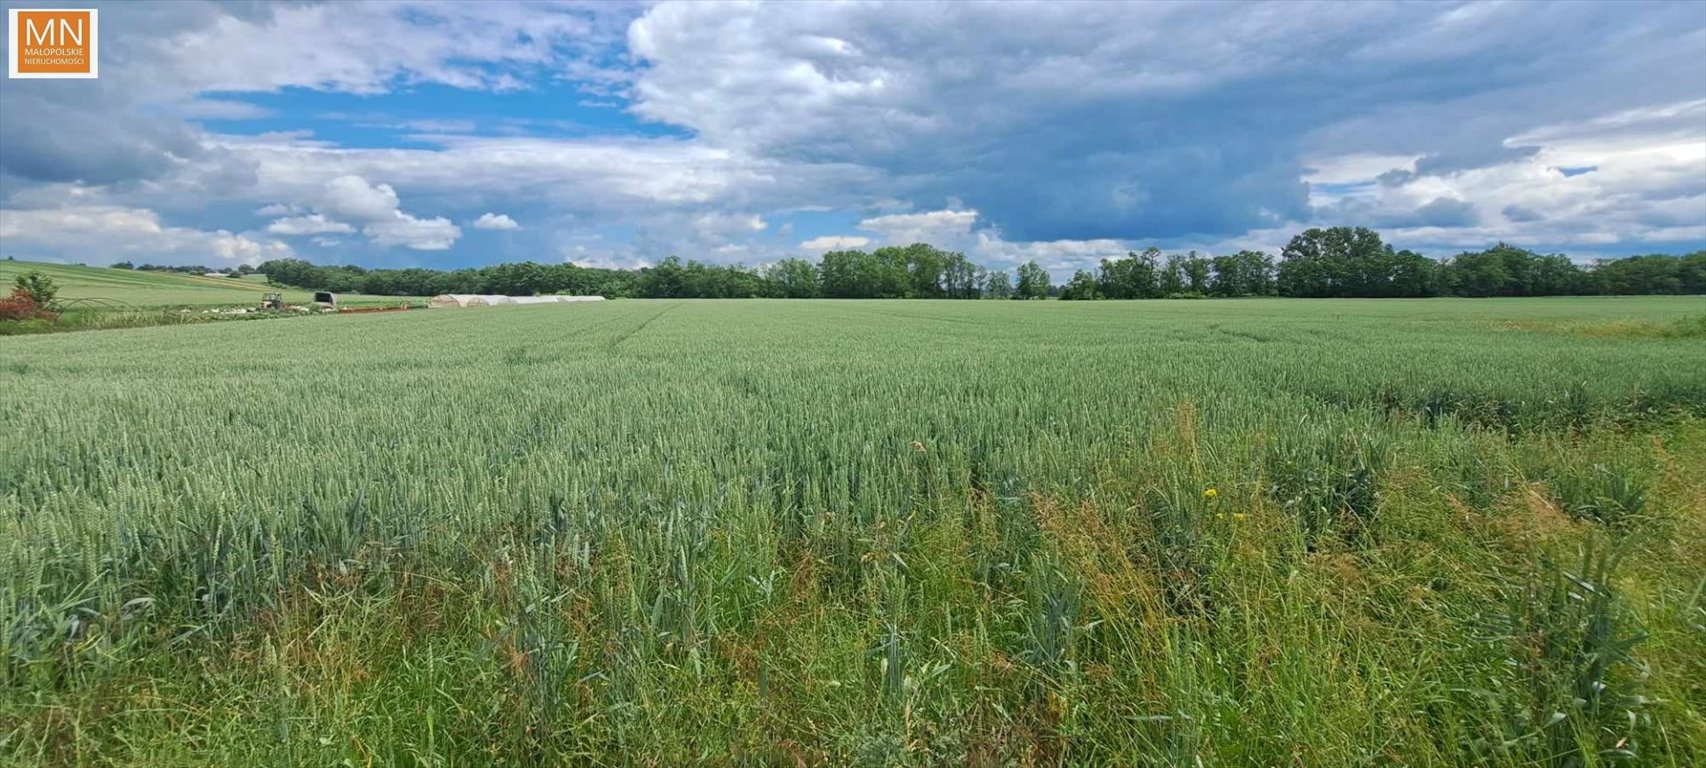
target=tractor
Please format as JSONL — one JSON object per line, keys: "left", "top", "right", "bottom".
{"left": 260, "top": 292, "right": 285, "bottom": 310}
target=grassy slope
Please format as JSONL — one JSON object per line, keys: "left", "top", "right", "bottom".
{"left": 2, "top": 297, "right": 1704, "bottom": 766}
{"left": 0, "top": 260, "right": 418, "bottom": 307}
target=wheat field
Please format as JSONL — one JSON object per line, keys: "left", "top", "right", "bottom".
{"left": 4, "top": 297, "right": 1704, "bottom": 766}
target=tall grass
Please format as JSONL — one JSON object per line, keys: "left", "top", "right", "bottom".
{"left": 2, "top": 297, "right": 1704, "bottom": 765}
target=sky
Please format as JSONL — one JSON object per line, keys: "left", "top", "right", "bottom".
{"left": 1, "top": 1, "right": 1703, "bottom": 277}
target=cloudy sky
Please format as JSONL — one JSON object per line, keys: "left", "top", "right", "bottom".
{"left": 1, "top": 1, "right": 1703, "bottom": 274}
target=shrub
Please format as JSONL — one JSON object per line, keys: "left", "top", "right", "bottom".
{"left": 1265, "top": 431, "right": 1388, "bottom": 548}
{"left": 1546, "top": 462, "right": 1650, "bottom": 529}
{"left": 0, "top": 288, "right": 57, "bottom": 322}
{"left": 1485, "top": 543, "right": 1651, "bottom": 765}
{"left": 13, "top": 270, "right": 58, "bottom": 309}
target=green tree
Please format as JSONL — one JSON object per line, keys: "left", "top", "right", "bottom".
{"left": 1680, "top": 251, "right": 1706, "bottom": 294}
{"left": 1445, "top": 249, "right": 1510, "bottom": 297}
{"left": 941, "top": 251, "right": 982, "bottom": 298}
{"left": 1388, "top": 249, "right": 1443, "bottom": 297}
{"left": 1182, "top": 252, "right": 1211, "bottom": 294}
{"left": 1097, "top": 248, "right": 1161, "bottom": 299}
{"left": 899, "top": 243, "right": 948, "bottom": 298}
{"left": 1594, "top": 254, "right": 1687, "bottom": 295}
{"left": 983, "top": 269, "right": 1014, "bottom": 299}
{"left": 1016, "top": 261, "right": 1050, "bottom": 300}
{"left": 13, "top": 271, "right": 59, "bottom": 309}
{"left": 1159, "top": 253, "right": 1187, "bottom": 295}
{"left": 1277, "top": 227, "right": 1387, "bottom": 297}
{"left": 1058, "top": 270, "right": 1101, "bottom": 300}
{"left": 637, "top": 256, "right": 687, "bottom": 298}
{"left": 764, "top": 258, "right": 822, "bottom": 298}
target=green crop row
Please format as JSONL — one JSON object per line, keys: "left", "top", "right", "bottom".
{"left": 3, "top": 297, "right": 1704, "bottom": 766}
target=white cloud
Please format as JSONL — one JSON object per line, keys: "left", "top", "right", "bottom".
{"left": 201, "top": 135, "right": 869, "bottom": 215}
{"left": 175, "top": 98, "right": 275, "bottom": 120}
{"left": 1308, "top": 98, "right": 1706, "bottom": 253}
{"left": 823, "top": 207, "right": 1133, "bottom": 273}
{"left": 365, "top": 215, "right": 461, "bottom": 250}
{"left": 0, "top": 206, "right": 292, "bottom": 265}
{"left": 858, "top": 209, "right": 979, "bottom": 245}
{"left": 320, "top": 175, "right": 404, "bottom": 222}
{"left": 148, "top": 3, "right": 635, "bottom": 97}
{"left": 267, "top": 213, "right": 355, "bottom": 235}
{"left": 692, "top": 212, "right": 767, "bottom": 237}
{"left": 800, "top": 235, "right": 870, "bottom": 250}
{"left": 566, "top": 250, "right": 652, "bottom": 270}
{"left": 308, "top": 175, "right": 462, "bottom": 250}
{"left": 472, "top": 212, "right": 520, "bottom": 230}
{"left": 1, "top": 1, "right": 1699, "bottom": 268}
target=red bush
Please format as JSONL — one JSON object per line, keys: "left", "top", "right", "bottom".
{"left": 0, "top": 288, "right": 50, "bottom": 321}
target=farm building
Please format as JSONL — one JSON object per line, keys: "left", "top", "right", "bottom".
{"left": 429, "top": 294, "right": 606, "bottom": 308}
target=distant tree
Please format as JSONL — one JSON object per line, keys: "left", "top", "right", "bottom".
{"left": 1242, "top": 250, "right": 1278, "bottom": 295}
{"left": 868, "top": 247, "right": 914, "bottom": 298}
{"left": 111, "top": 261, "right": 135, "bottom": 270}
{"left": 1277, "top": 227, "right": 1388, "bottom": 297}
{"left": 1058, "top": 270, "right": 1101, "bottom": 300}
{"left": 1441, "top": 243, "right": 1581, "bottom": 297}
{"left": 242, "top": 238, "right": 1697, "bottom": 302}
{"left": 817, "top": 248, "right": 908, "bottom": 298}
{"left": 1016, "top": 261, "right": 1050, "bottom": 299}
{"left": 1159, "top": 253, "right": 1187, "bottom": 295}
{"left": 764, "top": 258, "right": 822, "bottom": 298}
{"left": 637, "top": 256, "right": 687, "bottom": 297}
{"left": 1208, "top": 254, "right": 1242, "bottom": 297}
{"left": 1681, "top": 251, "right": 1706, "bottom": 294}
{"left": 13, "top": 271, "right": 58, "bottom": 309}
{"left": 1445, "top": 249, "right": 1510, "bottom": 297}
{"left": 899, "top": 243, "right": 949, "bottom": 298}
{"left": 1388, "top": 249, "right": 1443, "bottom": 297}
{"left": 941, "top": 251, "right": 982, "bottom": 298}
{"left": 1594, "top": 253, "right": 1692, "bottom": 295}
{"left": 257, "top": 258, "right": 325, "bottom": 289}
{"left": 1531, "top": 254, "right": 1592, "bottom": 295}
{"left": 1098, "top": 248, "right": 1161, "bottom": 299}
{"left": 1182, "top": 252, "right": 1211, "bottom": 294}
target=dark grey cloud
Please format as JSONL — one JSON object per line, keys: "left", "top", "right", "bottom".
{"left": 1414, "top": 146, "right": 1542, "bottom": 177}
{"left": 0, "top": 87, "right": 205, "bottom": 184}
{"left": 2, "top": 1, "right": 1702, "bottom": 268}
{"left": 629, "top": 1, "right": 1706, "bottom": 242}
{"left": 1327, "top": 195, "right": 1479, "bottom": 230}
{"left": 1409, "top": 197, "right": 1479, "bottom": 228}
{"left": 1502, "top": 205, "right": 1546, "bottom": 223}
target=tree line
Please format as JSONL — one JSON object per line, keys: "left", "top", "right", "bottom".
{"left": 1059, "top": 228, "right": 1704, "bottom": 300}
{"left": 255, "top": 243, "right": 1055, "bottom": 300}
{"left": 238, "top": 227, "right": 1702, "bottom": 299}
{"left": 111, "top": 262, "right": 262, "bottom": 276}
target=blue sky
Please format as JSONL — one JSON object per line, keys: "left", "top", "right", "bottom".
{"left": 1, "top": 1, "right": 1703, "bottom": 276}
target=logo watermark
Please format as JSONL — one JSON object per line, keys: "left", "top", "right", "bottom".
{"left": 9, "top": 8, "right": 98, "bottom": 79}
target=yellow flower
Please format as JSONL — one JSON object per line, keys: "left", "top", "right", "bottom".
{"left": 1232, "top": 513, "right": 1247, "bottom": 521}
{"left": 1202, "top": 487, "right": 1218, "bottom": 499}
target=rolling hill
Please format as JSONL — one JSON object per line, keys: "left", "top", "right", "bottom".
{"left": 0, "top": 260, "right": 418, "bottom": 308}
